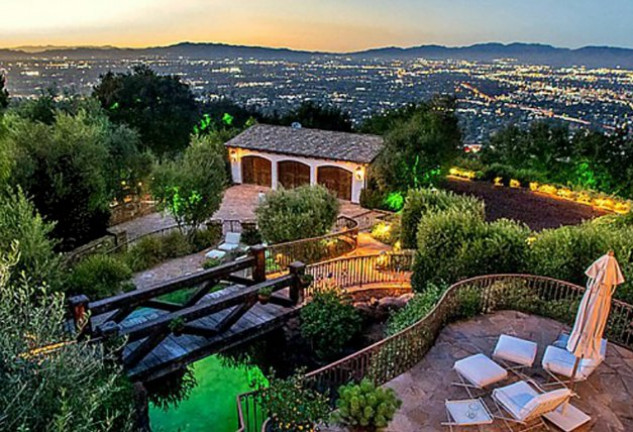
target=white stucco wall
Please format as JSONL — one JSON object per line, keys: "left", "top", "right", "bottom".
{"left": 228, "top": 148, "right": 367, "bottom": 203}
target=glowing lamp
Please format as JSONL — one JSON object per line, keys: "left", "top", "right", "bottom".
{"left": 529, "top": 182, "right": 539, "bottom": 191}
{"left": 493, "top": 177, "right": 503, "bottom": 186}
{"left": 355, "top": 166, "right": 364, "bottom": 181}
{"left": 230, "top": 149, "right": 238, "bottom": 162}
{"left": 510, "top": 179, "right": 520, "bottom": 188}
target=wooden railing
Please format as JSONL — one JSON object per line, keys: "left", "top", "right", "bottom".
{"left": 236, "top": 273, "right": 633, "bottom": 432}
{"left": 265, "top": 216, "right": 360, "bottom": 274}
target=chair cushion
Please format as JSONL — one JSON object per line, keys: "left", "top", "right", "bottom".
{"left": 554, "top": 333, "right": 607, "bottom": 361}
{"left": 521, "top": 388, "right": 571, "bottom": 420}
{"left": 225, "top": 232, "right": 241, "bottom": 244}
{"left": 542, "top": 346, "right": 600, "bottom": 380}
{"left": 493, "top": 334, "right": 538, "bottom": 367}
{"left": 454, "top": 354, "right": 508, "bottom": 388}
{"left": 218, "top": 242, "right": 240, "bottom": 252}
{"left": 205, "top": 249, "right": 226, "bottom": 259}
{"left": 493, "top": 381, "right": 538, "bottom": 421}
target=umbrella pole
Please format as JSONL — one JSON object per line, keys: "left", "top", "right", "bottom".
{"left": 561, "top": 355, "right": 581, "bottom": 415}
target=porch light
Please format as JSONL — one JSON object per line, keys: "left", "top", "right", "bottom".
{"left": 230, "top": 149, "right": 238, "bottom": 162}
{"left": 355, "top": 166, "right": 364, "bottom": 181}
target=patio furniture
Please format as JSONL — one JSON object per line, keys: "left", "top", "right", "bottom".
{"left": 543, "top": 403, "right": 591, "bottom": 432}
{"left": 442, "top": 398, "right": 494, "bottom": 431}
{"left": 492, "top": 380, "right": 573, "bottom": 431}
{"left": 218, "top": 232, "right": 242, "bottom": 252}
{"left": 542, "top": 343, "right": 605, "bottom": 384}
{"left": 453, "top": 354, "right": 508, "bottom": 396}
{"left": 204, "top": 249, "right": 226, "bottom": 260}
{"left": 493, "top": 334, "right": 538, "bottom": 373}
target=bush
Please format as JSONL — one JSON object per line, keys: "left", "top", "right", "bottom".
{"left": 333, "top": 379, "right": 402, "bottom": 432}
{"left": 412, "top": 210, "right": 529, "bottom": 290}
{"left": 203, "top": 257, "right": 223, "bottom": 269}
{"left": 256, "top": 185, "right": 340, "bottom": 244}
{"left": 370, "top": 219, "right": 400, "bottom": 246}
{"left": 528, "top": 222, "right": 633, "bottom": 304}
{"left": 241, "top": 224, "right": 262, "bottom": 246}
{"left": 300, "top": 288, "right": 362, "bottom": 359}
{"left": 162, "top": 230, "right": 194, "bottom": 257}
{"left": 123, "top": 235, "right": 165, "bottom": 272}
{"left": 386, "top": 282, "right": 445, "bottom": 335}
{"left": 68, "top": 254, "right": 133, "bottom": 299}
{"left": 480, "top": 162, "right": 546, "bottom": 186}
{"left": 400, "top": 188, "right": 484, "bottom": 249}
{"left": 190, "top": 225, "right": 222, "bottom": 251}
{"left": 0, "top": 187, "right": 62, "bottom": 288}
{"left": 258, "top": 369, "right": 330, "bottom": 432}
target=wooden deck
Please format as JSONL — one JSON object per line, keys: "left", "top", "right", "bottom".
{"left": 92, "top": 285, "right": 301, "bottom": 382}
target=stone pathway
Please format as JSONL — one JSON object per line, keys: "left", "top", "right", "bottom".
{"left": 380, "top": 311, "right": 633, "bottom": 432}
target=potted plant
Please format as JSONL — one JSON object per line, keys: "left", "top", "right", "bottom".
{"left": 258, "top": 286, "right": 273, "bottom": 304}
{"left": 332, "top": 379, "right": 402, "bottom": 432}
{"left": 258, "top": 370, "right": 330, "bottom": 432}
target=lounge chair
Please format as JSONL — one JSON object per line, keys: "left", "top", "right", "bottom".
{"left": 218, "top": 232, "right": 242, "bottom": 252}
{"left": 492, "top": 380, "right": 572, "bottom": 431}
{"left": 453, "top": 354, "right": 508, "bottom": 396}
{"left": 442, "top": 398, "right": 494, "bottom": 431}
{"left": 493, "top": 334, "right": 538, "bottom": 373}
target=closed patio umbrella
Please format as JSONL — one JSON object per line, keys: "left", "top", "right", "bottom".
{"left": 566, "top": 250, "right": 624, "bottom": 388}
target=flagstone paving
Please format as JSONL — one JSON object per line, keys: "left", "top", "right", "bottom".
{"left": 381, "top": 310, "right": 633, "bottom": 431}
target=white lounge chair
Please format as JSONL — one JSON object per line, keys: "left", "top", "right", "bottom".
{"left": 493, "top": 334, "right": 538, "bottom": 373}
{"left": 218, "top": 232, "right": 242, "bottom": 252}
{"left": 453, "top": 354, "right": 508, "bottom": 396}
{"left": 492, "top": 380, "right": 572, "bottom": 431}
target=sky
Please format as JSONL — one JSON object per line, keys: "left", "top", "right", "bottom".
{"left": 2, "top": 0, "right": 633, "bottom": 52}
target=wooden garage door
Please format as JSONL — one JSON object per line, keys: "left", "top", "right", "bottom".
{"left": 278, "top": 161, "right": 310, "bottom": 189}
{"left": 242, "top": 156, "right": 272, "bottom": 187}
{"left": 317, "top": 166, "right": 352, "bottom": 200}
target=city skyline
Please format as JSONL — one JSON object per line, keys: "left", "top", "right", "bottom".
{"left": 2, "top": 0, "right": 633, "bottom": 51}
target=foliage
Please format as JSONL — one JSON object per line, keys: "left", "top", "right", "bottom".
{"left": 256, "top": 185, "right": 340, "bottom": 244}
{"left": 241, "top": 224, "right": 263, "bottom": 246}
{"left": 190, "top": 223, "right": 223, "bottom": 251}
{"left": 202, "top": 257, "right": 223, "bottom": 269}
{"left": 333, "top": 379, "right": 402, "bottom": 432}
{"left": 0, "top": 73, "right": 9, "bottom": 110}
{"left": 412, "top": 210, "right": 530, "bottom": 290}
{"left": 5, "top": 109, "right": 113, "bottom": 249}
{"left": 146, "top": 367, "right": 197, "bottom": 411}
{"left": 68, "top": 254, "right": 134, "bottom": 299}
{"left": 122, "top": 235, "right": 166, "bottom": 272}
{"left": 371, "top": 96, "right": 462, "bottom": 192}
{"left": 257, "top": 369, "right": 330, "bottom": 432}
{"left": 479, "top": 162, "right": 547, "bottom": 186}
{"left": 93, "top": 65, "right": 199, "bottom": 157}
{"left": 265, "top": 100, "right": 353, "bottom": 132}
{"left": 386, "top": 282, "right": 445, "bottom": 335}
{"left": 400, "top": 188, "right": 485, "bottom": 249}
{"left": 151, "top": 133, "right": 227, "bottom": 231}
{"left": 0, "top": 246, "right": 134, "bottom": 431}
{"left": 456, "top": 286, "right": 483, "bottom": 319}
{"left": 370, "top": 220, "right": 400, "bottom": 246}
{"left": 300, "top": 288, "right": 362, "bottom": 359}
{"left": 258, "top": 286, "right": 274, "bottom": 297}
{"left": 528, "top": 221, "right": 633, "bottom": 304}
{"left": 0, "top": 187, "right": 62, "bottom": 288}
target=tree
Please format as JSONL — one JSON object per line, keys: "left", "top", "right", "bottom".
{"left": 0, "top": 245, "right": 135, "bottom": 431}
{"left": 0, "top": 73, "right": 9, "bottom": 110}
{"left": 372, "top": 96, "right": 462, "bottom": 192}
{"left": 6, "top": 110, "right": 112, "bottom": 250}
{"left": 93, "top": 66, "right": 199, "bottom": 157}
{"left": 151, "top": 133, "right": 227, "bottom": 231}
{"left": 255, "top": 185, "right": 340, "bottom": 244}
{"left": 264, "top": 101, "right": 353, "bottom": 132}
{"left": 0, "top": 187, "right": 62, "bottom": 288}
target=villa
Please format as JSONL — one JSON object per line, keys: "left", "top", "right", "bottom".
{"left": 225, "top": 124, "right": 384, "bottom": 203}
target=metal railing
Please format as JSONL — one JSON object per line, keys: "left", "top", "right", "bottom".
{"left": 236, "top": 272, "right": 633, "bottom": 432}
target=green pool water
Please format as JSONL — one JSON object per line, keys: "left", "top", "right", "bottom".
{"left": 150, "top": 355, "right": 267, "bottom": 432}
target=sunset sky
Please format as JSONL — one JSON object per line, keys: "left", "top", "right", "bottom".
{"left": 2, "top": 0, "right": 632, "bottom": 51}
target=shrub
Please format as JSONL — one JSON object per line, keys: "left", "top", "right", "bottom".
{"left": 124, "top": 235, "right": 165, "bottom": 272}
{"left": 161, "top": 230, "right": 194, "bottom": 257}
{"left": 202, "top": 257, "right": 223, "bottom": 269}
{"left": 400, "top": 188, "right": 484, "bottom": 249}
{"left": 256, "top": 185, "right": 340, "bottom": 244}
{"left": 0, "top": 247, "right": 135, "bottom": 431}
{"left": 370, "top": 219, "right": 400, "bottom": 246}
{"left": 258, "top": 369, "right": 330, "bottom": 432}
{"left": 67, "top": 254, "right": 133, "bottom": 299}
{"left": 480, "top": 163, "right": 546, "bottom": 186}
{"left": 386, "top": 282, "right": 445, "bottom": 335}
{"left": 0, "top": 187, "right": 62, "bottom": 288}
{"left": 190, "top": 225, "right": 222, "bottom": 251}
{"left": 528, "top": 222, "right": 633, "bottom": 304}
{"left": 241, "top": 224, "right": 262, "bottom": 246}
{"left": 412, "top": 211, "right": 529, "bottom": 290}
{"left": 300, "top": 288, "right": 362, "bottom": 359}
{"left": 333, "top": 379, "right": 402, "bottom": 432}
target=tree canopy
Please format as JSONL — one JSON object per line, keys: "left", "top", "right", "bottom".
{"left": 93, "top": 65, "right": 199, "bottom": 157}
{"left": 0, "top": 73, "right": 9, "bottom": 110}
{"left": 264, "top": 101, "right": 353, "bottom": 132}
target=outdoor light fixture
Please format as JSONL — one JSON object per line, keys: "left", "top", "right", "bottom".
{"left": 230, "top": 149, "right": 238, "bottom": 162}
{"left": 355, "top": 166, "right": 364, "bottom": 180}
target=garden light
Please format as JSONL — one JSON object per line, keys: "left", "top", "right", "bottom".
{"left": 510, "top": 179, "right": 520, "bottom": 188}
{"left": 355, "top": 166, "right": 364, "bottom": 181}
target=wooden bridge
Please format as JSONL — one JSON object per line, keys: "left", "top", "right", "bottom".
{"left": 68, "top": 246, "right": 307, "bottom": 382}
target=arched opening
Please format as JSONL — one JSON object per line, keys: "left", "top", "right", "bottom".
{"left": 278, "top": 160, "right": 310, "bottom": 189}
{"left": 317, "top": 166, "right": 352, "bottom": 201}
{"left": 241, "top": 156, "right": 272, "bottom": 187}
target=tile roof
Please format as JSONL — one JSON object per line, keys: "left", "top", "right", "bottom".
{"left": 225, "top": 124, "right": 384, "bottom": 164}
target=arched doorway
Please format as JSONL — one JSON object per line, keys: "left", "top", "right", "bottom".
{"left": 242, "top": 156, "right": 272, "bottom": 187}
{"left": 317, "top": 166, "right": 352, "bottom": 200}
{"left": 278, "top": 161, "right": 310, "bottom": 189}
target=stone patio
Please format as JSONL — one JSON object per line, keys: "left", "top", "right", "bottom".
{"left": 383, "top": 310, "right": 633, "bottom": 432}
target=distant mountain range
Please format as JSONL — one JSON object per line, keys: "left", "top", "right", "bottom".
{"left": 2, "top": 42, "right": 633, "bottom": 68}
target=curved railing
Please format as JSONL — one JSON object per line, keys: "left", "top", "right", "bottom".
{"left": 236, "top": 272, "right": 633, "bottom": 431}
{"left": 265, "top": 216, "right": 360, "bottom": 274}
